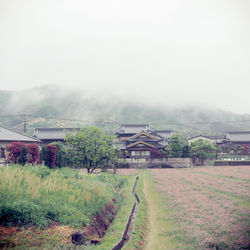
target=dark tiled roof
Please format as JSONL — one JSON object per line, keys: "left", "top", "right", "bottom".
{"left": 126, "top": 139, "right": 165, "bottom": 149}
{"left": 226, "top": 131, "right": 250, "bottom": 142}
{"left": 188, "top": 135, "right": 213, "bottom": 140}
{"left": 0, "top": 126, "right": 40, "bottom": 142}
{"left": 154, "top": 130, "right": 173, "bottom": 139}
{"left": 33, "top": 128, "right": 80, "bottom": 140}
{"left": 117, "top": 124, "right": 150, "bottom": 134}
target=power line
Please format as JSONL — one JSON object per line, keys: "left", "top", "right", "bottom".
{"left": 0, "top": 114, "right": 32, "bottom": 133}
{"left": 1, "top": 114, "right": 250, "bottom": 128}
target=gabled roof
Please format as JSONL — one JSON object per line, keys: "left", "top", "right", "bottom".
{"left": 226, "top": 131, "right": 250, "bottom": 142}
{"left": 127, "top": 141, "right": 155, "bottom": 149}
{"left": 0, "top": 126, "right": 40, "bottom": 143}
{"left": 130, "top": 131, "right": 155, "bottom": 140}
{"left": 117, "top": 124, "right": 150, "bottom": 134}
{"left": 33, "top": 128, "right": 80, "bottom": 140}
{"left": 154, "top": 130, "right": 173, "bottom": 139}
{"left": 188, "top": 135, "right": 214, "bottom": 140}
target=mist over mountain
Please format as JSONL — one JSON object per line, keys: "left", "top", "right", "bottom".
{"left": 0, "top": 85, "right": 249, "bottom": 137}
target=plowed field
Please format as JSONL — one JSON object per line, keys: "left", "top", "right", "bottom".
{"left": 150, "top": 166, "right": 250, "bottom": 249}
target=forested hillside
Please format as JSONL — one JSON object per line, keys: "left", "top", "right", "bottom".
{"left": 0, "top": 85, "right": 249, "bottom": 136}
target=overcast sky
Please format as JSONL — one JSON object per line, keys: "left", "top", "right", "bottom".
{"left": 0, "top": 0, "right": 249, "bottom": 114}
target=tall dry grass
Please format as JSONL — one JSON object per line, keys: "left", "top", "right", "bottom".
{"left": 0, "top": 164, "right": 126, "bottom": 228}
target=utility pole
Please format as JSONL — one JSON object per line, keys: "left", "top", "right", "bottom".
{"left": 21, "top": 114, "right": 32, "bottom": 133}
{"left": 0, "top": 114, "right": 32, "bottom": 133}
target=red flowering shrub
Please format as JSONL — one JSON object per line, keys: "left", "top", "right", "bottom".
{"left": 27, "top": 143, "right": 40, "bottom": 164}
{"left": 47, "top": 145, "right": 57, "bottom": 168}
{"left": 6, "top": 142, "right": 25, "bottom": 163}
{"left": 242, "top": 144, "right": 249, "bottom": 155}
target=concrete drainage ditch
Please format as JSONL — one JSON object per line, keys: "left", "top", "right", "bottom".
{"left": 71, "top": 176, "right": 140, "bottom": 248}
{"left": 112, "top": 176, "right": 140, "bottom": 250}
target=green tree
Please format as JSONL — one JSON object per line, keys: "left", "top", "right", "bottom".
{"left": 50, "top": 141, "right": 69, "bottom": 168}
{"left": 40, "top": 146, "right": 49, "bottom": 166}
{"left": 66, "top": 126, "right": 118, "bottom": 173}
{"left": 167, "top": 134, "right": 184, "bottom": 158}
{"left": 190, "top": 139, "right": 216, "bottom": 166}
{"left": 18, "top": 145, "right": 28, "bottom": 165}
{"left": 182, "top": 145, "right": 190, "bottom": 157}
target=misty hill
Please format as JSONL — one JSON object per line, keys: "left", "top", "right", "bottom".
{"left": 0, "top": 85, "right": 249, "bottom": 137}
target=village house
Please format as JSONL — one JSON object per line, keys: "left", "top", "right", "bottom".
{"left": 187, "top": 135, "right": 225, "bottom": 145}
{"left": 225, "top": 131, "right": 250, "bottom": 145}
{"left": 33, "top": 127, "right": 80, "bottom": 145}
{"left": 115, "top": 124, "right": 174, "bottom": 159}
{"left": 220, "top": 131, "right": 250, "bottom": 155}
{"left": 0, "top": 125, "right": 40, "bottom": 163}
{"left": 188, "top": 131, "right": 250, "bottom": 156}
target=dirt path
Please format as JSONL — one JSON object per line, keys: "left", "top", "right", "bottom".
{"left": 143, "top": 171, "right": 176, "bottom": 250}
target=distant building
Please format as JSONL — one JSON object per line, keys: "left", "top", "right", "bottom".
{"left": 225, "top": 131, "right": 250, "bottom": 145}
{"left": 187, "top": 135, "right": 224, "bottom": 145}
{"left": 0, "top": 125, "right": 40, "bottom": 147}
{"left": 0, "top": 125, "right": 40, "bottom": 162}
{"left": 187, "top": 131, "right": 250, "bottom": 156}
{"left": 33, "top": 128, "right": 80, "bottom": 145}
{"left": 115, "top": 124, "right": 174, "bottom": 159}
{"left": 218, "top": 131, "right": 250, "bottom": 155}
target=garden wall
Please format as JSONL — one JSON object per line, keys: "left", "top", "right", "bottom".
{"left": 118, "top": 158, "right": 193, "bottom": 168}
{"left": 214, "top": 160, "right": 250, "bottom": 166}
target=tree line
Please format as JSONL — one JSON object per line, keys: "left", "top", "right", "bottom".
{"left": 5, "top": 127, "right": 118, "bottom": 173}
{"left": 4, "top": 127, "right": 231, "bottom": 170}
{"left": 162, "top": 134, "right": 218, "bottom": 165}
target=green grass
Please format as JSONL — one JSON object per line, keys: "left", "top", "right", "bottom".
{"left": 124, "top": 171, "right": 147, "bottom": 250}
{"left": 142, "top": 170, "right": 200, "bottom": 250}
{"left": 0, "top": 164, "right": 126, "bottom": 229}
{"left": 95, "top": 175, "right": 136, "bottom": 249}
{"left": 142, "top": 170, "right": 179, "bottom": 250}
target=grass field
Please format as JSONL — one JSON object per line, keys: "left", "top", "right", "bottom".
{"left": 0, "top": 164, "right": 130, "bottom": 249}
{"left": 147, "top": 166, "right": 250, "bottom": 249}
{"left": 0, "top": 166, "right": 249, "bottom": 249}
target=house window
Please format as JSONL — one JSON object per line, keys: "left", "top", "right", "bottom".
{"left": 141, "top": 151, "right": 150, "bottom": 156}
{"left": 131, "top": 151, "right": 140, "bottom": 156}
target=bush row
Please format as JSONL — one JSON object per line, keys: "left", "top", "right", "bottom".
{"left": 5, "top": 142, "right": 69, "bottom": 168}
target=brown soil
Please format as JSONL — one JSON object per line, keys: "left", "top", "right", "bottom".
{"left": 0, "top": 199, "right": 120, "bottom": 248}
{"left": 0, "top": 226, "right": 20, "bottom": 236}
{"left": 78, "top": 168, "right": 139, "bottom": 175}
{"left": 0, "top": 224, "right": 73, "bottom": 248}
{"left": 115, "top": 169, "right": 139, "bottom": 175}
{"left": 82, "top": 198, "right": 120, "bottom": 241}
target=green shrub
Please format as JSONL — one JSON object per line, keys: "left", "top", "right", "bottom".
{"left": 18, "top": 145, "right": 28, "bottom": 165}
{"left": 0, "top": 165, "right": 127, "bottom": 229}
{"left": 0, "top": 197, "right": 48, "bottom": 228}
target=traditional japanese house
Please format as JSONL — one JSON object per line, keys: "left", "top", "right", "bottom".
{"left": 219, "top": 131, "right": 250, "bottom": 155}
{"left": 33, "top": 127, "right": 80, "bottom": 145}
{"left": 225, "top": 131, "right": 250, "bottom": 145}
{"left": 115, "top": 124, "right": 174, "bottom": 159}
